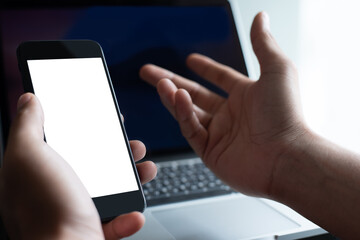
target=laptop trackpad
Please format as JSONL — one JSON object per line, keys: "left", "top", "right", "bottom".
{"left": 152, "top": 197, "right": 300, "bottom": 240}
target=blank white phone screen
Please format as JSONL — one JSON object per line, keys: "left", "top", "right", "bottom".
{"left": 27, "top": 58, "right": 139, "bottom": 198}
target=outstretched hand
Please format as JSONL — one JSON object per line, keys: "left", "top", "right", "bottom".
{"left": 0, "top": 93, "right": 156, "bottom": 240}
{"left": 140, "top": 12, "right": 306, "bottom": 198}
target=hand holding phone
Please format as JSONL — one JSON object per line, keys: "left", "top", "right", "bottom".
{"left": 16, "top": 40, "right": 146, "bottom": 222}
{"left": 1, "top": 92, "right": 149, "bottom": 239}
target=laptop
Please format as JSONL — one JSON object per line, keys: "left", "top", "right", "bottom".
{"left": 0, "top": 0, "right": 326, "bottom": 239}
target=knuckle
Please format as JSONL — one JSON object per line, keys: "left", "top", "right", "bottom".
{"left": 187, "top": 82, "right": 201, "bottom": 100}
{"left": 277, "top": 58, "right": 298, "bottom": 77}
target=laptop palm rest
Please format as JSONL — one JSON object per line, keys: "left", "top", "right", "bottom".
{"left": 152, "top": 196, "right": 300, "bottom": 240}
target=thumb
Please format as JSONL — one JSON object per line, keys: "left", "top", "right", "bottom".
{"left": 6, "top": 93, "right": 45, "bottom": 148}
{"left": 250, "top": 12, "right": 290, "bottom": 73}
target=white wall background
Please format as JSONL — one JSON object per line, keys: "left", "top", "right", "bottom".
{"left": 235, "top": 0, "right": 360, "bottom": 154}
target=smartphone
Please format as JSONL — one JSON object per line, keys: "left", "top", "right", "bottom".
{"left": 16, "top": 40, "right": 146, "bottom": 222}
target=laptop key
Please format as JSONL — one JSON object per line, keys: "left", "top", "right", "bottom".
{"left": 143, "top": 159, "right": 235, "bottom": 206}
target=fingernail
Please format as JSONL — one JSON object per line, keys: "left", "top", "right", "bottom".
{"left": 17, "top": 93, "right": 32, "bottom": 111}
{"left": 262, "top": 12, "right": 271, "bottom": 32}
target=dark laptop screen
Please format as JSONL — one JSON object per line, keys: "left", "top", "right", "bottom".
{"left": 0, "top": 3, "right": 248, "bottom": 158}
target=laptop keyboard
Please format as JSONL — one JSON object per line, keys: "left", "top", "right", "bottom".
{"left": 143, "top": 158, "right": 235, "bottom": 206}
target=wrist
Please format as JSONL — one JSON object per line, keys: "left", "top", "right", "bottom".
{"left": 267, "top": 126, "right": 320, "bottom": 203}
{"left": 267, "top": 127, "right": 360, "bottom": 238}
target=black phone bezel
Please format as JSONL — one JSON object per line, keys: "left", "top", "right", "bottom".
{"left": 16, "top": 40, "right": 146, "bottom": 222}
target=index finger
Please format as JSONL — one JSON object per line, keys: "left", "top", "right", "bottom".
{"left": 140, "top": 64, "right": 224, "bottom": 114}
{"left": 186, "top": 53, "right": 250, "bottom": 93}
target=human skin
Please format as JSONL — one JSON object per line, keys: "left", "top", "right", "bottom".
{"left": 140, "top": 12, "right": 360, "bottom": 239}
{"left": 0, "top": 93, "right": 157, "bottom": 240}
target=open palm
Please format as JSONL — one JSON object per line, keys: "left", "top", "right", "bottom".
{"left": 140, "top": 12, "right": 306, "bottom": 197}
